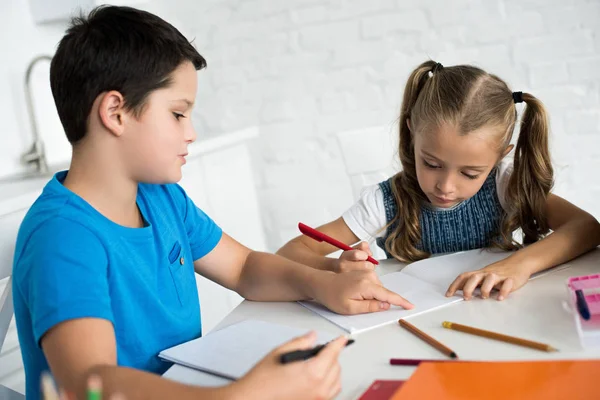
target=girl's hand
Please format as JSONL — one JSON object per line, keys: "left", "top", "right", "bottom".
{"left": 332, "top": 242, "right": 375, "bottom": 273}
{"left": 445, "top": 259, "right": 532, "bottom": 301}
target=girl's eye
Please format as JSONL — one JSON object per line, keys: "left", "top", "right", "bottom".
{"left": 173, "top": 112, "right": 186, "bottom": 120}
{"left": 423, "top": 160, "right": 440, "bottom": 169}
{"left": 463, "top": 172, "right": 479, "bottom": 180}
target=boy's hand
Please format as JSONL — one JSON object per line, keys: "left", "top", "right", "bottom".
{"left": 233, "top": 332, "right": 346, "bottom": 400}
{"left": 314, "top": 270, "right": 414, "bottom": 314}
{"left": 42, "top": 373, "right": 125, "bottom": 400}
{"left": 445, "top": 260, "right": 532, "bottom": 301}
{"left": 333, "top": 241, "right": 375, "bottom": 273}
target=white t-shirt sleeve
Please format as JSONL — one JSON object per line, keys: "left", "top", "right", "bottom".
{"left": 342, "top": 184, "right": 389, "bottom": 241}
{"left": 496, "top": 154, "right": 514, "bottom": 211}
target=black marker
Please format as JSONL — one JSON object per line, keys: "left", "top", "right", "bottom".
{"left": 576, "top": 289, "right": 591, "bottom": 321}
{"left": 280, "top": 339, "right": 355, "bottom": 364}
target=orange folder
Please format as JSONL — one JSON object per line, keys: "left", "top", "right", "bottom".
{"left": 391, "top": 360, "right": 599, "bottom": 400}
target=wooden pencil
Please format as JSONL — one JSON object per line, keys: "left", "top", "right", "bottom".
{"left": 398, "top": 319, "right": 458, "bottom": 359}
{"left": 442, "top": 321, "right": 558, "bottom": 352}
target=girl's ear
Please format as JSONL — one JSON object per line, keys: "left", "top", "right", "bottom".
{"left": 406, "top": 118, "right": 412, "bottom": 135}
{"left": 502, "top": 144, "right": 514, "bottom": 158}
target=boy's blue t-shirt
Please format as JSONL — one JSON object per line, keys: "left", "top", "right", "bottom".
{"left": 12, "top": 171, "right": 222, "bottom": 399}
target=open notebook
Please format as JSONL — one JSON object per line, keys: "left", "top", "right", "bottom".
{"left": 158, "top": 320, "right": 337, "bottom": 380}
{"left": 300, "top": 249, "right": 565, "bottom": 334}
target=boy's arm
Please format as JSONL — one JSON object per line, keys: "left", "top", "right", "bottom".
{"left": 193, "top": 232, "right": 412, "bottom": 314}
{"left": 447, "top": 194, "right": 600, "bottom": 300}
{"left": 42, "top": 318, "right": 234, "bottom": 400}
{"left": 43, "top": 318, "right": 350, "bottom": 400}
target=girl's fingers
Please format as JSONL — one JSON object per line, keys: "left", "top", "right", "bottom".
{"left": 479, "top": 274, "right": 499, "bottom": 299}
{"left": 461, "top": 274, "right": 485, "bottom": 300}
{"left": 446, "top": 274, "right": 469, "bottom": 297}
{"left": 498, "top": 279, "right": 514, "bottom": 301}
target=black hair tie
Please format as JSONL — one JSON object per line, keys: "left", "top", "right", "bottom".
{"left": 432, "top": 62, "right": 443, "bottom": 74}
{"left": 512, "top": 91, "right": 524, "bottom": 104}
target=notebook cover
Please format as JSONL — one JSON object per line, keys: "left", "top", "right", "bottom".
{"left": 391, "top": 360, "right": 599, "bottom": 400}
{"left": 359, "top": 380, "right": 405, "bottom": 400}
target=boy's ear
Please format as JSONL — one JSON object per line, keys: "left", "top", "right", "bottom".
{"left": 98, "top": 90, "right": 127, "bottom": 137}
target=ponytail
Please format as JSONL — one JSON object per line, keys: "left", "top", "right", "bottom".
{"left": 385, "top": 60, "right": 438, "bottom": 262}
{"left": 500, "top": 93, "right": 553, "bottom": 246}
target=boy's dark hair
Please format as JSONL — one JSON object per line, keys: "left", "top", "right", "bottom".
{"left": 50, "top": 5, "right": 206, "bottom": 144}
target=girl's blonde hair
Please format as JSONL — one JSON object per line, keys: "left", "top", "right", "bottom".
{"left": 384, "top": 60, "right": 553, "bottom": 262}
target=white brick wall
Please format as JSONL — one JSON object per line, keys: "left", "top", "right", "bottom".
{"left": 2, "top": 0, "right": 598, "bottom": 252}
{"left": 150, "top": 0, "right": 600, "bottom": 250}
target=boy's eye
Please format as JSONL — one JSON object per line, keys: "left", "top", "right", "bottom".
{"left": 423, "top": 160, "right": 440, "bottom": 169}
{"left": 172, "top": 112, "right": 186, "bottom": 120}
{"left": 463, "top": 172, "right": 479, "bottom": 180}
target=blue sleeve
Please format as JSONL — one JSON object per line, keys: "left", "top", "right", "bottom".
{"left": 170, "top": 184, "right": 222, "bottom": 261}
{"left": 18, "top": 217, "right": 113, "bottom": 346}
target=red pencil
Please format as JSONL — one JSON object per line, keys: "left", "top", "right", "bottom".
{"left": 298, "top": 222, "right": 379, "bottom": 265}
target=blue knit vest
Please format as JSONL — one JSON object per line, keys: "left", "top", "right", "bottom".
{"left": 376, "top": 172, "right": 504, "bottom": 257}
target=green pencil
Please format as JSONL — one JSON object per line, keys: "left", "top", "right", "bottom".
{"left": 87, "top": 375, "right": 102, "bottom": 400}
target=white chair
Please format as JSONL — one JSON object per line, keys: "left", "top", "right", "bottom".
{"left": 336, "top": 125, "right": 400, "bottom": 260}
{"left": 336, "top": 125, "right": 400, "bottom": 200}
{"left": 0, "top": 209, "right": 27, "bottom": 399}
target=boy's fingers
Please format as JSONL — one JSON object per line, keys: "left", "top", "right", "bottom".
{"left": 366, "top": 285, "right": 414, "bottom": 310}
{"left": 311, "top": 336, "right": 347, "bottom": 372}
{"left": 346, "top": 299, "right": 386, "bottom": 314}
{"left": 275, "top": 331, "right": 317, "bottom": 354}
{"left": 344, "top": 283, "right": 413, "bottom": 315}
{"left": 321, "top": 361, "right": 342, "bottom": 399}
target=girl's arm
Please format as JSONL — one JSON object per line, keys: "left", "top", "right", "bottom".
{"left": 510, "top": 194, "right": 600, "bottom": 273}
{"left": 276, "top": 218, "right": 374, "bottom": 272}
{"left": 447, "top": 194, "right": 600, "bottom": 300}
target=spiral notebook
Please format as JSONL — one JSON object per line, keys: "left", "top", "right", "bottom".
{"left": 300, "top": 249, "right": 566, "bottom": 334}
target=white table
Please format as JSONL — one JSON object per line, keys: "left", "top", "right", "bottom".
{"left": 163, "top": 250, "right": 600, "bottom": 399}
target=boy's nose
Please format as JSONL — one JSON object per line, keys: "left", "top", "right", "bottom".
{"left": 184, "top": 126, "right": 197, "bottom": 143}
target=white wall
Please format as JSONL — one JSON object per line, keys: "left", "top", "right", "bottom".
{"left": 1, "top": 0, "right": 599, "bottom": 248}
{"left": 156, "top": 0, "right": 600, "bottom": 250}
{"left": 0, "top": 1, "right": 67, "bottom": 177}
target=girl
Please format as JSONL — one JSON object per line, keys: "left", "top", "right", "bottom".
{"left": 278, "top": 60, "right": 600, "bottom": 301}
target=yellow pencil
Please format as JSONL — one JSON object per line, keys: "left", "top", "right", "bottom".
{"left": 442, "top": 321, "right": 558, "bottom": 352}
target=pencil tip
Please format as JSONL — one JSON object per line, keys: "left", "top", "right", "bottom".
{"left": 450, "top": 352, "right": 458, "bottom": 359}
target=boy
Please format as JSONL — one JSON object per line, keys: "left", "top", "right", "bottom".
{"left": 12, "top": 6, "right": 412, "bottom": 399}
